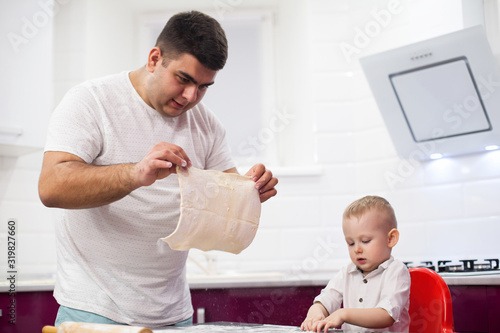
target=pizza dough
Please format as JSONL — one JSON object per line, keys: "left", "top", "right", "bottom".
{"left": 161, "top": 166, "right": 261, "bottom": 254}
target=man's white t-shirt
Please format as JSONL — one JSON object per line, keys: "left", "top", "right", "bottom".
{"left": 314, "top": 257, "right": 411, "bottom": 332}
{"left": 45, "top": 72, "right": 235, "bottom": 327}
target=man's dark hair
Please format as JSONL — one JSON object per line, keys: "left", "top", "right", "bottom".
{"left": 155, "top": 11, "right": 228, "bottom": 71}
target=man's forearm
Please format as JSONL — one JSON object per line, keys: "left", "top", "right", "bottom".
{"left": 39, "top": 159, "right": 138, "bottom": 209}
{"left": 39, "top": 143, "right": 191, "bottom": 209}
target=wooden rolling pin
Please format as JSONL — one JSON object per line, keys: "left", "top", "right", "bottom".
{"left": 42, "top": 322, "right": 153, "bottom": 333}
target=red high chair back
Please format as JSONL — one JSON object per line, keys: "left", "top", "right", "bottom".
{"left": 408, "top": 267, "right": 455, "bottom": 333}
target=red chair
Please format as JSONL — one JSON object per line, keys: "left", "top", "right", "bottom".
{"left": 409, "top": 267, "right": 455, "bottom": 333}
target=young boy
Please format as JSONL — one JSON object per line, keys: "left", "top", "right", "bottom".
{"left": 301, "top": 196, "right": 410, "bottom": 333}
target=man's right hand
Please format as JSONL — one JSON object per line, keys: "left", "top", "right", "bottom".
{"left": 132, "top": 142, "right": 191, "bottom": 188}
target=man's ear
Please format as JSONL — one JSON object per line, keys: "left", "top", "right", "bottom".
{"left": 146, "top": 47, "right": 162, "bottom": 72}
{"left": 387, "top": 228, "right": 399, "bottom": 248}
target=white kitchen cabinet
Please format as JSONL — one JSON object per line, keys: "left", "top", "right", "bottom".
{"left": 0, "top": 0, "right": 53, "bottom": 156}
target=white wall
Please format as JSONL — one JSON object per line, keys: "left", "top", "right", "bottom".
{"left": 0, "top": 0, "right": 57, "bottom": 279}
{"left": 2, "top": 0, "right": 500, "bottom": 281}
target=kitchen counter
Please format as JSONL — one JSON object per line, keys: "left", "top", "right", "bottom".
{"left": 438, "top": 271, "right": 500, "bottom": 285}
{"left": 1, "top": 271, "right": 500, "bottom": 293}
{"left": 2, "top": 272, "right": 498, "bottom": 333}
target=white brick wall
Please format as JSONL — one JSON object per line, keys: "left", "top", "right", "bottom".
{"left": 2, "top": 0, "right": 500, "bottom": 281}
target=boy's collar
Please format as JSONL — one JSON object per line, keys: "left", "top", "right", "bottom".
{"left": 347, "top": 256, "right": 395, "bottom": 276}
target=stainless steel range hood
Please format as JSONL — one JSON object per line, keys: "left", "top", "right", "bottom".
{"left": 360, "top": 26, "right": 500, "bottom": 160}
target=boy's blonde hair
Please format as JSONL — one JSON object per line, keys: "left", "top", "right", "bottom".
{"left": 343, "top": 195, "right": 397, "bottom": 229}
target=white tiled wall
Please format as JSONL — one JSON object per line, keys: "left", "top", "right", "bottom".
{"left": 2, "top": 0, "right": 500, "bottom": 282}
{"left": 213, "top": 0, "right": 500, "bottom": 275}
{"left": 0, "top": 153, "right": 57, "bottom": 279}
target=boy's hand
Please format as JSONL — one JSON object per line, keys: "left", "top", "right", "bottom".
{"left": 300, "top": 315, "right": 324, "bottom": 331}
{"left": 312, "top": 307, "right": 395, "bottom": 332}
{"left": 300, "top": 303, "right": 328, "bottom": 331}
{"left": 311, "top": 309, "right": 345, "bottom": 332}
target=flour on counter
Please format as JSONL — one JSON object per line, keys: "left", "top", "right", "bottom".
{"left": 155, "top": 323, "right": 345, "bottom": 332}
{"left": 155, "top": 323, "right": 306, "bottom": 332}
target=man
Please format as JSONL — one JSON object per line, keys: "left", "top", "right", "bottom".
{"left": 38, "top": 11, "right": 278, "bottom": 328}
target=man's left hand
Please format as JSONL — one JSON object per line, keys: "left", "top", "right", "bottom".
{"left": 245, "top": 163, "right": 278, "bottom": 203}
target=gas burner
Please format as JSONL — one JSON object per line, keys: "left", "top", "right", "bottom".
{"left": 437, "top": 259, "right": 499, "bottom": 273}
{"left": 403, "top": 261, "right": 435, "bottom": 270}
{"left": 404, "top": 258, "right": 500, "bottom": 274}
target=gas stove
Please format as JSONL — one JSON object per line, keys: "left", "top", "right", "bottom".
{"left": 405, "top": 258, "right": 500, "bottom": 276}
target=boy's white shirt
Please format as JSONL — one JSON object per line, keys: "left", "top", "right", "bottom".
{"left": 314, "top": 256, "right": 411, "bottom": 332}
